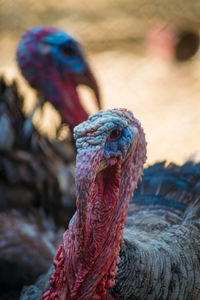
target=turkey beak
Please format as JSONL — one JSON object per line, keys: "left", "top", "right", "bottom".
{"left": 74, "top": 66, "right": 101, "bottom": 110}
{"left": 75, "top": 147, "right": 104, "bottom": 248}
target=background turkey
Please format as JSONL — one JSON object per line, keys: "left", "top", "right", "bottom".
{"left": 0, "top": 25, "right": 101, "bottom": 297}
{"left": 20, "top": 109, "right": 200, "bottom": 300}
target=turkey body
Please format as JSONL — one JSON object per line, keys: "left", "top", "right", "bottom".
{"left": 0, "top": 77, "right": 76, "bottom": 299}
{"left": 20, "top": 109, "right": 200, "bottom": 300}
{"left": 111, "top": 161, "right": 200, "bottom": 299}
{"left": 0, "top": 76, "right": 76, "bottom": 225}
{"left": 21, "top": 162, "right": 200, "bottom": 300}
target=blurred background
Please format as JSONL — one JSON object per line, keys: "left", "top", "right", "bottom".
{"left": 1, "top": 0, "right": 200, "bottom": 165}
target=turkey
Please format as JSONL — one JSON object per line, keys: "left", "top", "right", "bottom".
{"left": 15, "top": 26, "right": 101, "bottom": 224}
{"left": 16, "top": 26, "right": 101, "bottom": 138}
{"left": 20, "top": 108, "right": 200, "bottom": 300}
{"left": 0, "top": 25, "right": 101, "bottom": 299}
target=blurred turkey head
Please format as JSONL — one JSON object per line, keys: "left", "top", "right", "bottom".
{"left": 16, "top": 26, "right": 100, "bottom": 134}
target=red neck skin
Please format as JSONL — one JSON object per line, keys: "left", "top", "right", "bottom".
{"left": 56, "top": 77, "right": 89, "bottom": 134}
{"left": 39, "top": 69, "right": 89, "bottom": 136}
{"left": 43, "top": 142, "right": 144, "bottom": 300}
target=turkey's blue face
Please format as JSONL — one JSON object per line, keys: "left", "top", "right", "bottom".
{"left": 16, "top": 26, "right": 100, "bottom": 118}
{"left": 40, "top": 30, "right": 87, "bottom": 76}
{"left": 74, "top": 109, "right": 140, "bottom": 170}
{"left": 104, "top": 125, "right": 134, "bottom": 164}
{"left": 17, "top": 27, "right": 87, "bottom": 84}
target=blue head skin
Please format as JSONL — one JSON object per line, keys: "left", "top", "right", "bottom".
{"left": 74, "top": 109, "right": 136, "bottom": 159}
{"left": 16, "top": 26, "right": 100, "bottom": 133}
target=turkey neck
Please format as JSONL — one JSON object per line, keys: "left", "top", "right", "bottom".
{"left": 47, "top": 146, "right": 140, "bottom": 300}
{"left": 71, "top": 148, "right": 138, "bottom": 299}
{"left": 38, "top": 67, "right": 88, "bottom": 134}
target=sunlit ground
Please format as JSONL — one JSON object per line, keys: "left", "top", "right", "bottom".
{"left": 0, "top": 0, "right": 200, "bottom": 165}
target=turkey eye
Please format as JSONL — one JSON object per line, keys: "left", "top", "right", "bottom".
{"left": 61, "top": 46, "right": 76, "bottom": 56}
{"left": 109, "top": 129, "right": 122, "bottom": 141}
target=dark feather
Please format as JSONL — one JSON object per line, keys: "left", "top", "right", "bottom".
{"left": 111, "top": 161, "right": 200, "bottom": 299}
{"left": 0, "top": 76, "right": 76, "bottom": 298}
